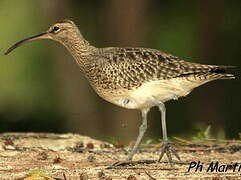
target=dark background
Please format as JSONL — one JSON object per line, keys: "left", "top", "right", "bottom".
{"left": 0, "top": 0, "right": 240, "bottom": 144}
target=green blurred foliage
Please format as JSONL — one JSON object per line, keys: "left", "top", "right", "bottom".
{"left": 0, "top": 0, "right": 240, "bottom": 141}
{"left": 0, "top": 1, "right": 64, "bottom": 132}
{"left": 192, "top": 125, "right": 211, "bottom": 141}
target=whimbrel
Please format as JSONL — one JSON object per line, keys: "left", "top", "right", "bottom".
{"left": 5, "top": 20, "right": 235, "bottom": 165}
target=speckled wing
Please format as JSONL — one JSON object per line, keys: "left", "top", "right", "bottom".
{"left": 92, "top": 47, "right": 234, "bottom": 90}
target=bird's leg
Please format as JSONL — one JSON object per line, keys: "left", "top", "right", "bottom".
{"left": 156, "top": 101, "right": 181, "bottom": 166}
{"left": 127, "top": 108, "right": 149, "bottom": 160}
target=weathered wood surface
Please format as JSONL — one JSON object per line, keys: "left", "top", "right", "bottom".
{"left": 0, "top": 133, "right": 240, "bottom": 180}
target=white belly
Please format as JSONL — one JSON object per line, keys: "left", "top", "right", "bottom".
{"left": 111, "top": 78, "right": 199, "bottom": 109}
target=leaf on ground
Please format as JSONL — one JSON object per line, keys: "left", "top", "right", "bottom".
{"left": 23, "top": 170, "right": 56, "bottom": 180}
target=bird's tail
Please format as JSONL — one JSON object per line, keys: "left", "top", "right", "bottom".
{"left": 205, "top": 65, "right": 236, "bottom": 80}
{"left": 194, "top": 72, "right": 235, "bottom": 81}
{"left": 181, "top": 62, "right": 236, "bottom": 80}
{"left": 179, "top": 65, "right": 236, "bottom": 87}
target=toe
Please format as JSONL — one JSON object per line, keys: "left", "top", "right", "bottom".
{"left": 158, "top": 141, "right": 181, "bottom": 165}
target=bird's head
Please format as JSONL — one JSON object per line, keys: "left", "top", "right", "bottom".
{"left": 46, "top": 19, "right": 81, "bottom": 42}
{"left": 5, "top": 19, "right": 86, "bottom": 55}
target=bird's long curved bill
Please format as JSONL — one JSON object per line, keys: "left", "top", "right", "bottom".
{"left": 4, "top": 32, "right": 50, "bottom": 55}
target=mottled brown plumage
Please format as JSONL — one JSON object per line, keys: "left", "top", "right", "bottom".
{"left": 5, "top": 19, "right": 235, "bottom": 166}
{"left": 89, "top": 47, "right": 234, "bottom": 89}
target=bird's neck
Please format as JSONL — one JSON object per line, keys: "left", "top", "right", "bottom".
{"left": 60, "top": 35, "right": 96, "bottom": 72}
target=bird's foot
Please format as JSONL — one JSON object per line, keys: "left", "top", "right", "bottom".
{"left": 158, "top": 141, "right": 181, "bottom": 167}
{"left": 127, "top": 151, "right": 134, "bottom": 161}
{"left": 126, "top": 145, "right": 139, "bottom": 161}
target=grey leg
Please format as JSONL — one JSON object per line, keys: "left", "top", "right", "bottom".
{"left": 127, "top": 108, "right": 149, "bottom": 160}
{"left": 158, "top": 102, "right": 168, "bottom": 142}
{"left": 157, "top": 101, "right": 181, "bottom": 166}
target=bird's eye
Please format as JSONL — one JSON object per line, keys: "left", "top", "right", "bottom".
{"left": 52, "top": 26, "right": 60, "bottom": 33}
